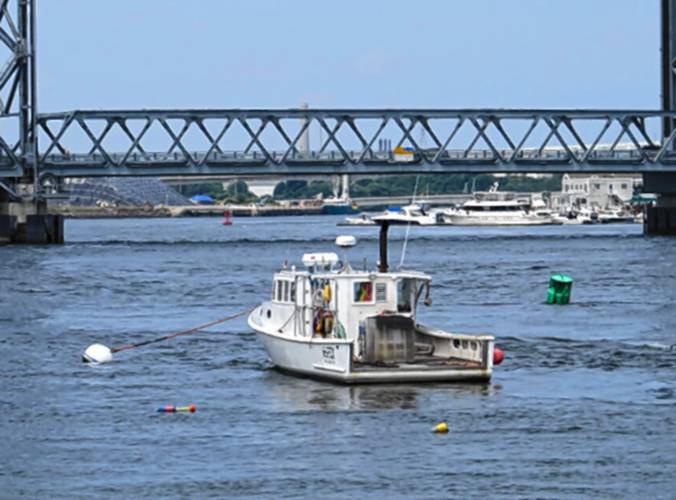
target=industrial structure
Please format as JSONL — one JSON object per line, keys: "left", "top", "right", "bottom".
{"left": 1, "top": 1, "right": 676, "bottom": 242}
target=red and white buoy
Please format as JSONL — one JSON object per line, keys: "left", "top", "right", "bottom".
{"left": 222, "top": 210, "right": 233, "bottom": 226}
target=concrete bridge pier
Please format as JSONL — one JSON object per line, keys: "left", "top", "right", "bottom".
{"left": 644, "top": 174, "right": 676, "bottom": 235}
{"left": 0, "top": 185, "right": 64, "bottom": 244}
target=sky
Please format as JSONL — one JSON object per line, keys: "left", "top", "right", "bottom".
{"left": 39, "top": 0, "right": 661, "bottom": 112}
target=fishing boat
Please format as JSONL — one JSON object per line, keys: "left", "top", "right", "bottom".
{"left": 248, "top": 222, "right": 503, "bottom": 383}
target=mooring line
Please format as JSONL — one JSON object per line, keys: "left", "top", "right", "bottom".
{"left": 111, "top": 307, "right": 255, "bottom": 353}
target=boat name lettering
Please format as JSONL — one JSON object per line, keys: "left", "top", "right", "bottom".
{"left": 322, "top": 347, "right": 336, "bottom": 364}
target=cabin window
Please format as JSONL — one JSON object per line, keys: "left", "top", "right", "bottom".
{"left": 397, "top": 279, "right": 414, "bottom": 312}
{"left": 276, "top": 280, "right": 283, "bottom": 302}
{"left": 353, "top": 281, "right": 373, "bottom": 303}
{"left": 375, "top": 283, "right": 387, "bottom": 303}
{"left": 283, "top": 281, "right": 289, "bottom": 302}
{"left": 290, "top": 282, "right": 296, "bottom": 302}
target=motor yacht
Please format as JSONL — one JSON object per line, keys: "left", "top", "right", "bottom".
{"left": 444, "top": 184, "right": 559, "bottom": 226}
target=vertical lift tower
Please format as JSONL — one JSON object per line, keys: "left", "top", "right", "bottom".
{"left": 646, "top": 0, "right": 676, "bottom": 234}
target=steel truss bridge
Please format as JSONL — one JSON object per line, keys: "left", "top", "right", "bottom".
{"left": 1, "top": 0, "right": 676, "bottom": 183}
{"left": 14, "top": 109, "right": 676, "bottom": 179}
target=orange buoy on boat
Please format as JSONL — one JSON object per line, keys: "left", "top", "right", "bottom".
{"left": 493, "top": 346, "right": 505, "bottom": 365}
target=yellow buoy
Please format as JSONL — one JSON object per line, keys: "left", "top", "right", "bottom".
{"left": 322, "top": 284, "right": 332, "bottom": 302}
{"left": 432, "top": 422, "right": 449, "bottom": 433}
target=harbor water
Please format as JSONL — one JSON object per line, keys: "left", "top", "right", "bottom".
{"left": 1, "top": 217, "right": 676, "bottom": 498}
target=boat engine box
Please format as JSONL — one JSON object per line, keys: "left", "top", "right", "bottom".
{"left": 364, "top": 315, "right": 415, "bottom": 364}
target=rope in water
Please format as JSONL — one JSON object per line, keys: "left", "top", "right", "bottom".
{"left": 111, "top": 307, "right": 254, "bottom": 353}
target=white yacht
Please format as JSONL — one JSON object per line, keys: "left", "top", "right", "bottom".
{"left": 445, "top": 184, "right": 558, "bottom": 226}
{"left": 340, "top": 213, "right": 376, "bottom": 226}
{"left": 371, "top": 202, "right": 445, "bottom": 226}
{"left": 596, "top": 207, "right": 635, "bottom": 224}
{"left": 248, "top": 225, "right": 503, "bottom": 383}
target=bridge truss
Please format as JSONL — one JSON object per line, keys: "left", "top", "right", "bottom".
{"left": 0, "top": 0, "right": 37, "bottom": 180}
{"left": 1, "top": 0, "right": 676, "bottom": 182}
{"left": 8, "top": 108, "right": 676, "bottom": 180}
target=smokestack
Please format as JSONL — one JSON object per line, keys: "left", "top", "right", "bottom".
{"left": 299, "top": 102, "right": 310, "bottom": 154}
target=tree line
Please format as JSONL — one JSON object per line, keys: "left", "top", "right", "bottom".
{"left": 177, "top": 174, "right": 563, "bottom": 202}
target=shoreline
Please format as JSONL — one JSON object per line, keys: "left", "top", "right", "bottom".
{"left": 49, "top": 205, "right": 326, "bottom": 219}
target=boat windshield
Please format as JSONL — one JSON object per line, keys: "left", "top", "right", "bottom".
{"left": 397, "top": 279, "right": 415, "bottom": 312}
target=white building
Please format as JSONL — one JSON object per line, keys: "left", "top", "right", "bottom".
{"left": 552, "top": 174, "right": 641, "bottom": 210}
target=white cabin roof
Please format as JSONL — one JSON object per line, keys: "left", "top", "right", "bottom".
{"left": 276, "top": 268, "right": 430, "bottom": 282}
{"left": 301, "top": 252, "right": 339, "bottom": 268}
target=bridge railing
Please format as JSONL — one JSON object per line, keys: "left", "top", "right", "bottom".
{"left": 1, "top": 108, "right": 675, "bottom": 177}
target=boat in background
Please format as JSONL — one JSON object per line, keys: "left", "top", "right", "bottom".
{"left": 322, "top": 174, "right": 359, "bottom": 215}
{"left": 444, "top": 183, "right": 559, "bottom": 226}
{"left": 340, "top": 213, "right": 376, "bottom": 226}
{"left": 371, "top": 202, "right": 445, "bottom": 226}
{"left": 596, "top": 207, "right": 635, "bottom": 224}
{"left": 322, "top": 197, "right": 360, "bottom": 215}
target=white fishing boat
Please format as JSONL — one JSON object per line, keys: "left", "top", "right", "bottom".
{"left": 445, "top": 184, "right": 559, "bottom": 226}
{"left": 248, "top": 224, "right": 503, "bottom": 383}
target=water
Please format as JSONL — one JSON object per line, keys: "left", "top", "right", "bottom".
{"left": 1, "top": 217, "right": 676, "bottom": 498}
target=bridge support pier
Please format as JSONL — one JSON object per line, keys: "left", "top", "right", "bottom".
{"left": 0, "top": 185, "right": 64, "bottom": 244}
{"left": 644, "top": 174, "right": 676, "bottom": 235}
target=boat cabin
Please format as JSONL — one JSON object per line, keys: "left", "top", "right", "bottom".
{"left": 269, "top": 255, "right": 431, "bottom": 361}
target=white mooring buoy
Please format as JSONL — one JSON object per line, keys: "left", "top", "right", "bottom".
{"left": 80, "top": 308, "right": 252, "bottom": 366}
{"left": 82, "top": 343, "right": 113, "bottom": 364}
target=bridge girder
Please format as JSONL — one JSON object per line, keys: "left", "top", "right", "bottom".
{"left": 6, "top": 108, "right": 673, "bottom": 179}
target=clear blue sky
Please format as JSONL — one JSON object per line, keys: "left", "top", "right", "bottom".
{"left": 39, "top": 0, "right": 660, "bottom": 111}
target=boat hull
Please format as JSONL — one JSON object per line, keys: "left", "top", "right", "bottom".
{"left": 323, "top": 204, "right": 359, "bottom": 215}
{"left": 371, "top": 216, "right": 439, "bottom": 226}
{"left": 249, "top": 309, "right": 493, "bottom": 384}
{"left": 447, "top": 214, "right": 559, "bottom": 226}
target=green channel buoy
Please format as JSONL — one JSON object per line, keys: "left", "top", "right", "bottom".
{"left": 547, "top": 274, "right": 573, "bottom": 305}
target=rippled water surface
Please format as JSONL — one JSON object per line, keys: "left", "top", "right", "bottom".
{"left": 1, "top": 217, "right": 676, "bottom": 498}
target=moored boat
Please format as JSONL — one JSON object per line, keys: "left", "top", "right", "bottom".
{"left": 371, "top": 202, "right": 445, "bottom": 226}
{"left": 445, "top": 184, "right": 559, "bottom": 226}
{"left": 248, "top": 224, "right": 503, "bottom": 383}
{"left": 339, "top": 213, "right": 376, "bottom": 226}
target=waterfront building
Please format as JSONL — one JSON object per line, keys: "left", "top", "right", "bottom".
{"left": 551, "top": 174, "right": 641, "bottom": 210}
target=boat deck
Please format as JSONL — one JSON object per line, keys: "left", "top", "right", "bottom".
{"left": 353, "top": 356, "right": 482, "bottom": 372}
